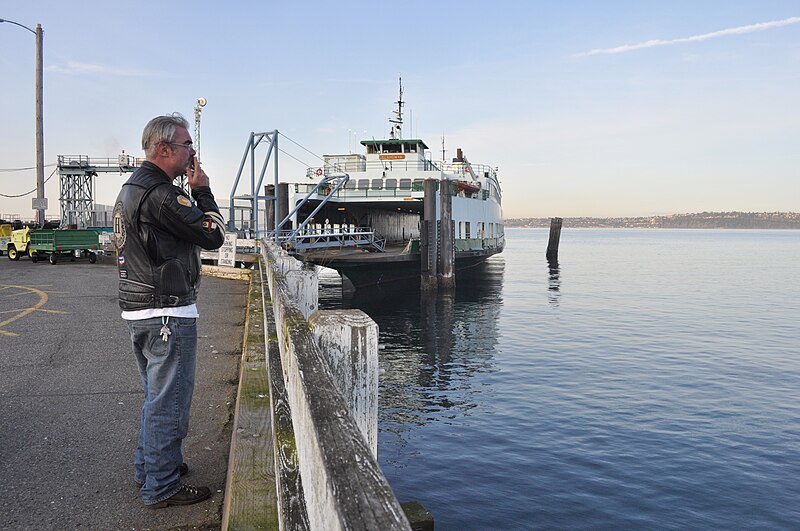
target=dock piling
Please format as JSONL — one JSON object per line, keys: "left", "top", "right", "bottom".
{"left": 546, "top": 217, "right": 563, "bottom": 262}
{"left": 278, "top": 182, "right": 290, "bottom": 231}
{"left": 265, "top": 184, "right": 275, "bottom": 232}
{"left": 421, "top": 179, "right": 438, "bottom": 291}
{"left": 438, "top": 180, "right": 455, "bottom": 289}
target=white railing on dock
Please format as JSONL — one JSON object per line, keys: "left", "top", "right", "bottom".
{"left": 259, "top": 240, "right": 410, "bottom": 530}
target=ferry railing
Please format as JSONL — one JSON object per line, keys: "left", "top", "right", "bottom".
{"left": 294, "top": 180, "right": 491, "bottom": 201}
{"left": 306, "top": 160, "right": 497, "bottom": 179}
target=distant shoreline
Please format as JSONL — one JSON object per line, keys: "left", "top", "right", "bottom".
{"left": 504, "top": 212, "right": 800, "bottom": 230}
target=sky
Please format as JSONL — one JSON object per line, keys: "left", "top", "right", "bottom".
{"left": 1, "top": 0, "right": 799, "bottom": 220}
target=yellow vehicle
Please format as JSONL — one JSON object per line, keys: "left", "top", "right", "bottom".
{"left": 7, "top": 227, "right": 32, "bottom": 260}
{"left": 0, "top": 224, "right": 11, "bottom": 257}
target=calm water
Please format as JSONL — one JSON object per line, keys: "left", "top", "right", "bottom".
{"left": 319, "top": 228, "right": 800, "bottom": 530}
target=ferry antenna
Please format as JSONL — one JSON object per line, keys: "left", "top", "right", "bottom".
{"left": 389, "top": 77, "right": 404, "bottom": 139}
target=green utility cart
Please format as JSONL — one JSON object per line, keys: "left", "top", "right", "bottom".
{"left": 29, "top": 229, "right": 100, "bottom": 265}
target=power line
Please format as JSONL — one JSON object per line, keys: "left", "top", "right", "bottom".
{"left": 0, "top": 162, "right": 57, "bottom": 173}
{"left": 0, "top": 167, "right": 57, "bottom": 198}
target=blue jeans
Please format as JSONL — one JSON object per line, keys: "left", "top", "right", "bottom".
{"left": 127, "top": 316, "right": 197, "bottom": 505}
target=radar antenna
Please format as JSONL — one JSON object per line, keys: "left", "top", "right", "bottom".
{"left": 389, "top": 77, "right": 404, "bottom": 139}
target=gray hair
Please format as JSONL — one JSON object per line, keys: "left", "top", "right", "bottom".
{"left": 141, "top": 113, "right": 190, "bottom": 158}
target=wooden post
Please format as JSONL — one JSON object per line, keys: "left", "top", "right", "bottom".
{"left": 285, "top": 268, "right": 318, "bottom": 319}
{"left": 438, "top": 180, "right": 455, "bottom": 289}
{"left": 546, "top": 217, "right": 562, "bottom": 262}
{"left": 265, "top": 184, "right": 275, "bottom": 232}
{"left": 309, "top": 310, "right": 379, "bottom": 457}
{"left": 420, "top": 179, "right": 438, "bottom": 292}
{"left": 278, "top": 182, "right": 291, "bottom": 231}
{"left": 401, "top": 501, "right": 435, "bottom": 531}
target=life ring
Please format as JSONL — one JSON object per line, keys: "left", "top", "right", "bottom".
{"left": 315, "top": 168, "right": 323, "bottom": 176}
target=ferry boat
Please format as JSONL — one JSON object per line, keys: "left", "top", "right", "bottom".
{"left": 286, "top": 82, "right": 504, "bottom": 290}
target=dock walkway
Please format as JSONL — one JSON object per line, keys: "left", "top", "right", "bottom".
{"left": 0, "top": 259, "right": 247, "bottom": 530}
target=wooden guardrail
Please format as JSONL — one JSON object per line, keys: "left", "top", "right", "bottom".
{"left": 227, "top": 240, "right": 410, "bottom": 530}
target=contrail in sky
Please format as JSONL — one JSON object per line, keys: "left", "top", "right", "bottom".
{"left": 579, "top": 16, "right": 800, "bottom": 56}
{"left": 45, "top": 61, "right": 149, "bottom": 77}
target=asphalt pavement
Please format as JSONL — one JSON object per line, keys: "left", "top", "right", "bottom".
{"left": 0, "top": 256, "right": 248, "bottom": 530}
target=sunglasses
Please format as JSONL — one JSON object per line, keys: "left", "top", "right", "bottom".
{"left": 167, "top": 141, "right": 194, "bottom": 150}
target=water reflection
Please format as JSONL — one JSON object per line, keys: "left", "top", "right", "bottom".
{"left": 547, "top": 258, "right": 561, "bottom": 306}
{"left": 317, "top": 258, "right": 505, "bottom": 442}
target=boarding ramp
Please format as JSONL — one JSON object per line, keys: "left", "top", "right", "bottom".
{"left": 277, "top": 226, "right": 386, "bottom": 252}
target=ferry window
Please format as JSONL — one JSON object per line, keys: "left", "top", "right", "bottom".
{"left": 412, "top": 179, "right": 424, "bottom": 191}
{"left": 458, "top": 221, "right": 464, "bottom": 239}
{"left": 371, "top": 178, "right": 383, "bottom": 190}
{"left": 399, "top": 178, "right": 412, "bottom": 190}
{"left": 383, "top": 143, "right": 401, "bottom": 153}
{"left": 405, "top": 143, "right": 417, "bottom": 153}
{"left": 357, "top": 179, "right": 370, "bottom": 189}
{"left": 385, "top": 178, "right": 397, "bottom": 189}
{"left": 465, "top": 222, "right": 471, "bottom": 239}
{"left": 345, "top": 179, "right": 356, "bottom": 189}
{"left": 366, "top": 144, "right": 377, "bottom": 154}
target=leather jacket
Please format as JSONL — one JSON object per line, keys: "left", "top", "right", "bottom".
{"left": 113, "top": 161, "right": 225, "bottom": 311}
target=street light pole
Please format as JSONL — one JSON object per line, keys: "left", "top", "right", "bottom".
{"left": 35, "top": 23, "right": 44, "bottom": 226}
{"left": 1, "top": 18, "right": 45, "bottom": 225}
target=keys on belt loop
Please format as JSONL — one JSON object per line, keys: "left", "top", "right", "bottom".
{"left": 160, "top": 316, "right": 171, "bottom": 342}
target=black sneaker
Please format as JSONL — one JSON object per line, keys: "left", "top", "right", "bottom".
{"left": 146, "top": 484, "right": 212, "bottom": 509}
{"left": 135, "top": 462, "right": 189, "bottom": 489}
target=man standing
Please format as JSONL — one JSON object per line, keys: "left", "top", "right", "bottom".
{"left": 113, "top": 113, "right": 225, "bottom": 508}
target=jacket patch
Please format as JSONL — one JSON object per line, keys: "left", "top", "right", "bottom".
{"left": 112, "top": 201, "right": 127, "bottom": 249}
{"left": 177, "top": 195, "right": 192, "bottom": 207}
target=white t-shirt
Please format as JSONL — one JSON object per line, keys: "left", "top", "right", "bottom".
{"left": 121, "top": 304, "right": 199, "bottom": 320}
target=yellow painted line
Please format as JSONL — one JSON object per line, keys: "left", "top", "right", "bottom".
{"left": 0, "top": 285, "right": 50, "bottom": 337}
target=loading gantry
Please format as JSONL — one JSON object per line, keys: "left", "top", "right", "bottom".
{"left": 57, "top": 154, "right": 140, "bottom": 228}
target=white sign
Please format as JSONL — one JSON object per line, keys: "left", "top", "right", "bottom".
{"left": 218, "top": 233, "right": 238, "bottom": 267}
{"left": 32, "top": 198, "right": 48, "bottom": 210}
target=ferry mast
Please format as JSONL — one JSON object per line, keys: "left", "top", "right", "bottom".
{"left": 389, "top": 78, "right": 404, "bottom": 139}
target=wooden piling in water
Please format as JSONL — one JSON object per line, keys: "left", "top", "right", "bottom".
{"left": 421, "top": 179, "right": 438, "bottom": 291}
{"left": 546, "top": 217, "right": 563, "bottom": 262}
{"left": 438, "top": 180, "right": 455, "bottom": 289}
